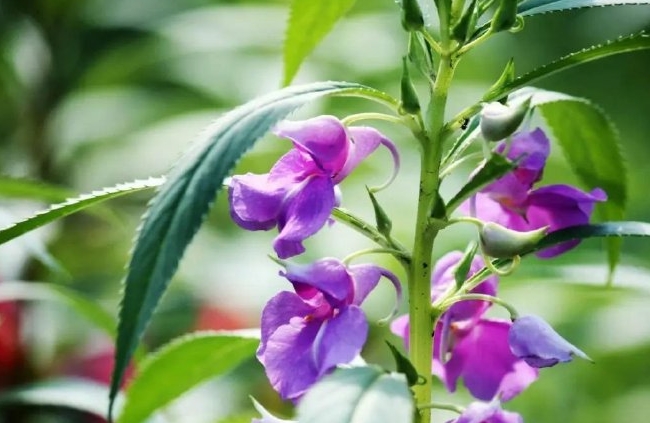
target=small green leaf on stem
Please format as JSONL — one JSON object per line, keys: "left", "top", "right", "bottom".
{"left": 452, "top": 0, "right": 479, "bottom": 43}
{"left": 408, "top": 32, "right": 434, "bottom": 82}
{"left": 454, "top": 241, "right": 478, "bottom": 289}
{"left": 367, "top": 188, "right": 393, "bottom": 237}
{"left": 386, "top": 341, "right": 420, "bottom": 387}
{"left": 400, "top": 57, "right": 421, "bottom": 114}
{"left": 401, "top": 0, "right": 425, "bottom": 31}
{"left": 490, "top": 0, "right": 519, "bottom": 32}
{"left": 483, "top": 58, "right": 515, "bottom": 101}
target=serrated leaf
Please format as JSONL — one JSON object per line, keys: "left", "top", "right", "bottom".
{"left": 536, "top": 93, "right": 626, "bottom": 274}
{"left": 519, "top": 0, "right": 650, "bottom": 15}
{"left": 110, "top": 81, "right": 393, "bottom": 418}
{"left": 446, "top": 153, "right": 515, "bottom": 212}
{"left": 283, "top": 0, "right": 357, "bottom": 85}
{"left": 297, "top": 367, "right": 414, "bottom": 423}
{"left": 0, "top": 379, "right": 162, "bottom": 422}
{"left": 118, "top": 331, "right": 259, "bottom": 423}
{"left": 0, "top": 178, "right": 164, "bottom": 246}
{"left": 486, "top": 32, "right": 650, "bottom": 102}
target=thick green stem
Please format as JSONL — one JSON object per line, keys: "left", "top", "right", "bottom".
{"left": 409, "top": 55, "right": 455, "bottom": 423}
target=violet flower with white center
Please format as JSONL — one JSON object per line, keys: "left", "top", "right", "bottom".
{"left": 464, "top": 128, "right": 606, "bottom": 258}
{"left": 447, "top": 400, "right": 523, "bottom": 423}
{"left": 508, "top": 315, "right": 592, "bottom": 368}
{"left": 228, "top": 115, "right": 399, "bottom": 259}
{"left": 258, "top": 257, "right": 401, "bottom": 401}
{"left": 391, "top": 252, "right": 538, "bottom": 402}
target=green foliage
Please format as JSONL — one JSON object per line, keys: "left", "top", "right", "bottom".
{"left": 446, "top": 153, "right": 515, "bottom": 212}
{"left": 367, "top": 188, "right": 393, "bottom": 237}
{"left": 283, "top": 0, "right": 358, "bottom": 85}
{"left": 519, "top": 0, "right": 650, "bottom": 15}
{"left": 0, "top": 178, "right": 164, "bottom": 246}
{"left": 386, "top": 341, "right": 420, "bottom": 386}
{"left": 110, "top": 81, "right": 395, "bottom": 418}
{"left": 297, "top": 367, "right": 414, "bottom": 423}
{"left": 454, "top": 241, "right": 479, "bottom": 289}
{"left": 118, "top": 331, "right": 259, "bottom": 423}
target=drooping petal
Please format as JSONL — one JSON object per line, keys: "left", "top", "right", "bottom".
{"left": 283, "top": 258, "right": 353, "bottom": 307}
{"left": 229, "top": 173, "right": 286, "bottom": 230}
{"left": 526, "top": 185, "right": 607, "bottom": 257}
{"left": 509, "top": 315, "right": 591, "bottom": 368}
{"left": 274, "top": 116, "right": 349, "bottom": 176}
{"left": 435, "top": 319, "right": 538, "bottom": 401}
{"left": 333, "top": 126, "right": 393, "bottom": 184}
{"left": 274, "top": 175, "right": 336, "bottom": 259}
{"left": 348, "top": 264, "right": 402, "bottom": 316}
{"left": 449, "top": 400, "right": 523, "bottom": 423}
{"left": 313, "top": 305, "right": 368, "bottom": 378}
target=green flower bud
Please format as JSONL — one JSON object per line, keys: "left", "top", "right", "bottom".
{"left": 400, "top": 56, "right": 421, "bottom": 114}
{"left": 480, "top": 97, "right": 531, "bottom": 142}
{"left": 480, "top": 222, "right": 548, "bottom": 258}
{"left": 401, "top": 0, "right": 425, "bottom": 31}
{"left": 490, "top": 0, "right": 518, "bottom": 33}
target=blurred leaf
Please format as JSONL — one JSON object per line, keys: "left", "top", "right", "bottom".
{"left": 455, "top": 241, "right": 479, "bottom": 289}
{"left": 446, "top": 153, "right": 515, "bottom": 212}
{"left": 538, "top": 94, "right": 626, "bottom": 276}
{"left": 118, "top": 331, "right": 259, "bottom": 423}
{"left": 297, "top": 367, "right": 413, "bottom": 423}
{"left": 0, "top": 281, "right": 116, "bottom": 339}
{"left": 519, "top": 0, "right": 650, "bottom": 16}
{"left": 110, "top": 81, "right": 395, "bottom": 418}
{"left": 535, "top": 222, "right": 650, "bottom": 251}
{"left": 283, "top": 0, "right": 357, "bottom": 85}
{"left": 0, "top": 178, "right": 165, "bottom": 246}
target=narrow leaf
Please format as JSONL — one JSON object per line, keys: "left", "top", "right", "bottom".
{"left": 0, "top": 178, "right": 164, "bottom": 246}
{"left": 118, "top": 332, "right": 259, "bottom": 423}
{"left": 446, "top": 153, "right": 515, "bottom": 212}
{"left": 385, "top": 341, "right": 420, "bottom": 387}
{"left": 297, "top": 367, "right": 414, "bottom": 423}
{"left": 454, "top": 241, "right": 479, "bottom": 289}
{"left": 520, "top": 0, "right": 650, "bottom": 16}
{"left": 283, "top": 0, "right": 357, "bottom": 85}
{"left": 110, "top": 81, "right": 392, "bottom": 417}
{"left": 442, "top": 115, "right": 480, "bottom": 169}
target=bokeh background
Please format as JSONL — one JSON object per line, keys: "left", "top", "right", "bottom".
{"left": 0, "top": 0, "right": 650, "bottom": 422}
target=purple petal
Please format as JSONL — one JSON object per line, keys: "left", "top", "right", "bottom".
{"left": 313, "top": 305, "right": 368, "bottom": 377}
{"left": 451, "top": 401, "right": 523, "bottom": 423}
{"left": 274, "top": 116, "right": 349, "bottom": 176}
{"left": 509, "top": 315, "right": 591, "bottom": 368}
{"left": 257, "top": 292, "right": 324, "bottom": 400}
{"left": 274, "top": 175, "right": 336, "bottom": 259}
{"left": 348, "top": 264, "right": 383, "bottom": 305}
{"left": 497, "top": 128, "right": 550, "bottom": 188}
{"left": 229, "top": 173, "right": 285, "bottom": 230}
{"left": 268, "top": 149, "right": 318, "bottom": 184}
{"left": 283, "top": 258, "right": 353, "bottom": 307}
{"left": 390, "top": 314, "right": 410, "bottom": 347}
{"left": 526, "top": 185, "right": 607, "bottom": 258}
{"left": 437, "top": 319, "right": 538, "bottom": 401}
{"left": 333, "top": 126, "right": 389, "bottom": 184}
{"left": 462, "top": 194, "right": 529, "bottom": 232}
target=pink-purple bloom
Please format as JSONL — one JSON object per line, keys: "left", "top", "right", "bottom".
{"left": 229, "top": 115, "right": 398, "bottom": 259}
{"left": 467, "top": 129, "right": 607, "bottom": 258}
{"left": 258, "top": 257, "right": 401, "bottom": 401}
{"left": 509, "top": 315, "right": 591, "bottom": 368}
{"left": 448, "top": 400, "right": 523, "bottom": 423}
{"left": 391, "top": 252, "right": 538, "bottom": 402}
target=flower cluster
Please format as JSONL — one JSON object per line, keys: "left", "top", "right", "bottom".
{"left": 466, "top": 129, "right": 606, "bottom": 257}
{"left": 229, "top": 115, "right": 398, "bottom": 259}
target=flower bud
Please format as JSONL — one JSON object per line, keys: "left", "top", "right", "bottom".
{"left": 509, "top": 315, "right": 592, "bottom": 368}
{"left": 400, "top": 56, "right": 421, "bottom": 114}
{"left": 490, "top": 0, "right": 518, "bottom": 33}
{"left": 479, "top": 222, "right": 547, "bottom": 258}
{"left": 480, "top": 97, "right": 531, "bottom": 142}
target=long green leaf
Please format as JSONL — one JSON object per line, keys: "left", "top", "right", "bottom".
{"left": 0, "top": 379, "right": 163, "bottom": 422}
{"left": 297, "top": 367, "right": 413, "bottom": 423}
{"left": 452, "top": 32, "right": 650, "bottom": 126}
{"left": 283, "top": 0, "right": 357, "bottom": 85}
{"left": 0, "top": 178, "right": 165, "bottom": 246}
{"left": 110, "top": 81, "right": 396, "bottom": 418}
{"left": 118, "top": 331, "right": 259, "bottom": 423}
{"left": 519, "top": 0, "right": 650, "bottom": 15}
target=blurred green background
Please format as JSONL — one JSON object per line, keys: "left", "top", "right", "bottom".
{"left": 0, "top": 0, "right": 649, "bottom": 422}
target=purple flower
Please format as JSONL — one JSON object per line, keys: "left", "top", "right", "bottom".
{"left": 258, "top": 257, "right": 401, "bottom": 401}
{"left": 229, "top": 115, "right": 398, "bottom": 259}
{"left": 391, "top": 252, "right": 538, "bottom": 402}
{"left": 467, "top": 129, "right": 606, "bottom": 257}
{"left": 508, "top": 315, "right": 591, "bottom": 368}
{"left": 447, "top": 400, "right": 523, "bottom": 423}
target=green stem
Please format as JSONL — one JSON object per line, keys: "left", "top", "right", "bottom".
{"left": 409, "top": 54, "right": 455, "bottom": 423}
{"left": 439, "top": 293, "right": 520, "bottom": 318}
